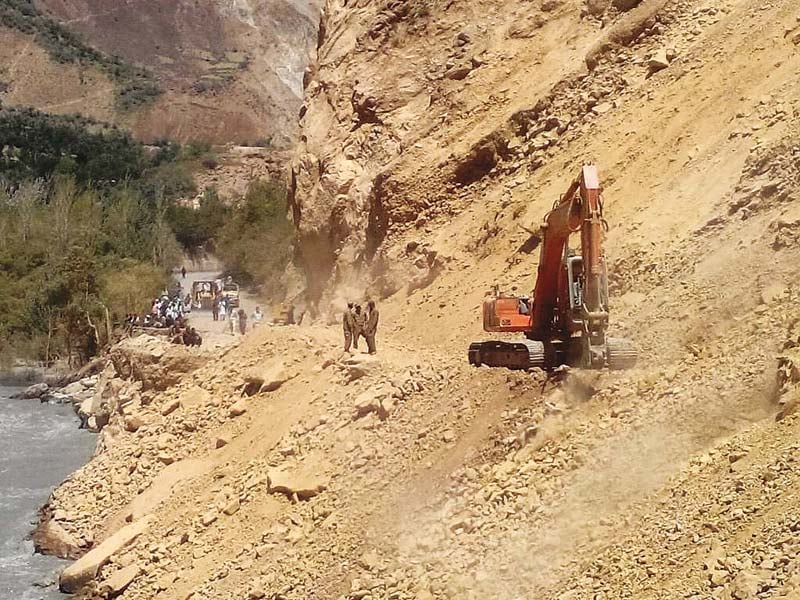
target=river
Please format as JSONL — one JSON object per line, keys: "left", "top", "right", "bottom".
{"left": 0, "top": 386, "right": 95, "bottom": 599}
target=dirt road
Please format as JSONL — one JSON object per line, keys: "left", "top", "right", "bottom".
{"left": 176, "top": 269, "right": 266, "bottom": 348}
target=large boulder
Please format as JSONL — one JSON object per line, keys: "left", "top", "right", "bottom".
{"left": 268, "top": 465, "right": 328, "bottom": 500}
{"left": 14, "top": 382, "right": 49, "bottom": 399}
{"left": 59, "top": 517, "right": 152, "bottom": 593}
{"left": 242, "top": 359, "right": 293, "bottom": 396}
{"left": 342, "top": 354, "right": 382, "bottom": 383}
{"left": 110, "top": 335, "right": 210, "bottom": 391}
{"left": 61, "top": 381, "right": 85, "bottom": 396}
{"left": 33, "top": 519, "right": 82, "bottom": 559}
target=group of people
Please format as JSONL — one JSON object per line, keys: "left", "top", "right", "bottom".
{"left": 217, "top": 304, "right": 264, "bottom": 336}
{"left": 170, "top": 323, "right": 202, "bottom": 347}
{"left": 124, "top": 293, "right": 191, "bottom": 331}
{"left": 122, "top": 291, "right": 202, "bottom": 347}
{"left": 211, "top": 295, "right": 235, "bottom": 322}
{"left": 342, "top": 300, "right": 379, "bottom": 354}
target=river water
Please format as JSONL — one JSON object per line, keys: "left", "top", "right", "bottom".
{"left": 0, "top": 386, "right": 95, "bottom": 599}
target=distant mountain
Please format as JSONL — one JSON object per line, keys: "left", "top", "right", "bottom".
{"left": 0, "top": 0, "right": 321, "bottom": 146}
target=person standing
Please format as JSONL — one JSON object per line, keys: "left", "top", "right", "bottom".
{"left": 181, "top": 266, "right": 187, "bottom": 279}
{"left": 343, "top": 303, "right": 355, "bottom": 352}
{"left": 219, "top": 297, "right": 227, "bottom": 321}
{"left": 353, "top": 304, "right": 366, "bottom": 350}
{"left": 237, "top": 308, "right": 248, "bottom": 335}
{"left": 251, "top": 306, "right": 264, "bottom": 329}
{"left": 212, "top": 296, "right": 220, "bottom": 321}
{"left": 364, "top": 300, "right": 379, "bottom": 354}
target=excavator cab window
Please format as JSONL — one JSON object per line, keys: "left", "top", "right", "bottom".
{"left": 566, "top": 255, "right": 584, "bottom": 310}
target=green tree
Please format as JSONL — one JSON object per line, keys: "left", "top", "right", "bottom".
{"left": 216, "top": 179, "right": 294, "bottom": 299}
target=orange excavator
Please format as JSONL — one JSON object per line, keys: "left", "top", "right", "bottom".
{"left": 468, "top": 165, "right": 636, "bottom": 370}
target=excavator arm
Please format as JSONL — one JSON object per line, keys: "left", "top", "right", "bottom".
{"left": 531, "top": 164, "right": 607, "bottom": 338}
{"left": 469, "top": 164, "right": 636, "bottom": 370}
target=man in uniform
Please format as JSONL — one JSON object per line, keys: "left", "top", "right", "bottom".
{"left": 343, "top": 302, "right": 355, "bottom": 352}
{"left": 353, "top": 304, "right": 368, "bottom": 350}
{"left": 364, "top": 300, "right": 379, "bottom": 354}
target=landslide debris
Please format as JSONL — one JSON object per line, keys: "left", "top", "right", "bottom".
{"left": 39, "top": 0, "right": 800, "bottom": 598}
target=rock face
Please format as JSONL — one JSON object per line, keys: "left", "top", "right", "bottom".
{"left": 289, "top": 0, "right": 435, "bottom": 305}
{"left": 110, "top": 335, "right": 211, "bottom": 391}
{"left": 59, "top": 517, "right": 152, "bottom": 593}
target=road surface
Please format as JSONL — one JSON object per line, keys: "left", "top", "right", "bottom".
{"left": 174, "top": 270, "right": 265, "bottom": 347}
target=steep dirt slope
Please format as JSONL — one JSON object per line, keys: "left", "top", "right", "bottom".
{"left": 0, "top": 0, "right": 321, "bottom": 144}
{"left": 39, "top": 0, "right": 800, "bottom": 599}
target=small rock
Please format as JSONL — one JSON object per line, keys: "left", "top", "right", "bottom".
{"left": 442, "top": 430, "right": 456, "bottom": 443}
{"left": 98, "top": 565, "right": 141, "bottom": 598}
{"left": 215, "top": 434, "right": 232, "bottom": 449}
{"left": 161, "top": 398, "right": 181, "bottom": 416}
{"left": 445, "top": 65, "right": 472, "bottom": 80}
{"left": 592, "top": 102, "right": 613, "bottom": 115}
{"left": 229, "top": 399, "right": 248, "bottom": 417}
{"left": 157, "top": 452, "right": 175, "bottom": 465}
{"left": 612, "top": 0, "right": 642, "bottom": 10}
{"left": 648, "top": 49, "right": 671, "bottom": 73}
{"left": 222, "top": 496, "right": 241, "bottom": 516}
{"left": 200, "top": 510, "right": 218, "bottom": 527}
{"left": 124, "top": 415, "right": 145, "bottom": 433}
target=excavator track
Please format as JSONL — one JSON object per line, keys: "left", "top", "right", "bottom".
{"left": 606, "top": 337, "right": 638, "bottom": 370}
{"left": 468, "top": 340, "right": 546, "bottom": 370}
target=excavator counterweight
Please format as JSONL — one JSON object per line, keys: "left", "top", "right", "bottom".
{"left": 468, "top": 165, "right": 636, "bottom": 371}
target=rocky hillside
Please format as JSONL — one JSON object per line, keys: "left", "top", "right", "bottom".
{"left": 33, "top": 0, "right": 800, "bottom": 598}
{"left": 0, "top": 0, "right": 321, "bottom": 145}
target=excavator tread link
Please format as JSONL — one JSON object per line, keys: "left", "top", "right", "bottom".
{"left": 468, "top": 340, "right": 546, "bottom": 370}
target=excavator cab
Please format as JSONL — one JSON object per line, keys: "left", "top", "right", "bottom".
{"left": 482, "top": 286, "right": 533, "bottom": 333}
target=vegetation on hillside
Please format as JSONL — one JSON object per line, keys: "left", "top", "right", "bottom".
{"left": 0, "top": 108, "right": 147, "bottom": 185}
{"left": 0, "top": 178, "right": 178, "bottom": 366}
{"left": 168, "top": 179, "right": 294, "bottom": 297}
{"left": 0, "top": 107, "right": 295, "bottom": 366}
{"left": 0, "top": 0, "right": 161, "bottom": 110}
{"left": 0, "top": 109, "right": 186, "bottom": 365}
